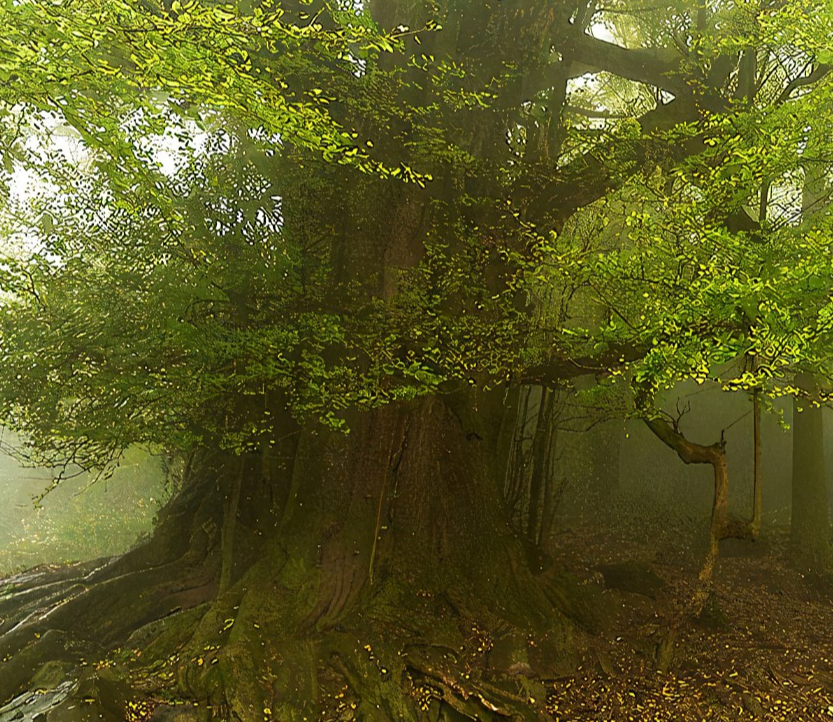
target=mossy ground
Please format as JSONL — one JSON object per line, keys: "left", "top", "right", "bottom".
{"left": 113, "top": 515, "right": 833, "bottom": 721}
{"left": 5, "top": 505, "right": 833, "bottom": 722}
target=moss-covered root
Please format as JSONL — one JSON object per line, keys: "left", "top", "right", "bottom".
{"left": 111, "top": 581, "right": 570, "bottom": 722}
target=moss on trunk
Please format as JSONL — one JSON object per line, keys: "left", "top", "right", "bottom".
{"left": 0, "top": 396, "right": 603, "bottom": 721}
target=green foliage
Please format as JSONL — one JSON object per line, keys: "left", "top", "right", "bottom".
{"left": 0, "top": 0, "right": 423, "bottom": 181}
{"left": 564, "top": 94, "right": 833, "bottom": 407}
{"left": 0, "top": 0, "right": 832, "bottom": 462}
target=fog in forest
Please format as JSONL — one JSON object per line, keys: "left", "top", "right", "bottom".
{"left": 3, "top": 387, "right": 828, "bottom": 567}
{"left": 3, "top": 0, "right": 833, "bottom": 720}
{"left": 0, "top": 439, "right": 166, "bottom": 576}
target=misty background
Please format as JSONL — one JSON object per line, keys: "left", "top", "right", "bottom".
{"left": 0, "top": 382, "right": 828, "bottom": 579}
{"left": 0, "top": 436, "right": 167, "bottom": 576}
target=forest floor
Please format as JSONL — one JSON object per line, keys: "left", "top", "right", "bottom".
{"left": 546, "top": 503, "right": 833, "bottom": 722}
{"left": 3, "top": 502, "right": 833, "bottom": 722}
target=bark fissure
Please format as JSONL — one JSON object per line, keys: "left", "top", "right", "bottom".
{"left": 219, "top": 456, "right": 245, "bottom": 595}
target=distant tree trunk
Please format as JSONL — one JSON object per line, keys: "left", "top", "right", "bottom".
{"left": 750, "top": 171, "right": 768, "bottom": 541}
{"left": 502, "top": 385, "right": 535, "bottom": 526}
{"left": 790, "top": 373, "right": 831, "bottom": 571}
{"left": 751, "top": 387, "right": 763, "bottom": 539}
{"left": 588, "top": 420, "right": 621, "bottom": 502}
{"left": 501, "top": 385, "right": 568, "bottom": 561}
{"left": 789, "top": 150, "right": 832, "bottom": 572}
{"left": 527, "top": 387, "right": 555, "bottom": 546}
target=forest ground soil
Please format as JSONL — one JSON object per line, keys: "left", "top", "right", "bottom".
{"left": 547, "top": 504, "right": 833, "bottom": 721}
{"left": 3, "top": 503, "right": 833, "bottom": 721}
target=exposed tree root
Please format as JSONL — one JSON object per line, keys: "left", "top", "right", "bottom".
{"left": 0, "top": 404, "right": 607, "bottom": 721}
{"left": 0, "top": 547, "right": 600, "bottom": 721}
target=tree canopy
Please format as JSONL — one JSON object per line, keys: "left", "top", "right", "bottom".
{"left": 0, "top": 0, "right": 832, "bottom": 462}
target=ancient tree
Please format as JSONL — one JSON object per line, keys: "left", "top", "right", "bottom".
{"left": 0, "top": 1, "right": 831, "bottom": 719}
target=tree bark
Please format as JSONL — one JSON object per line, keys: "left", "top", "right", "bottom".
{"left": 0, "top": 395, "right": 601, "bottom": 721}
{"left": 643, "top": 415, "right": 750, "bottom": 671}
{"left": 790, "top": 373, "right": 832, "bottom": 571}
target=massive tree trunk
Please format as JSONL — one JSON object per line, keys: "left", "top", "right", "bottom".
{"left": 0, "top": 1, "right": 794, "bottom": 718}
{"left": 0, "top": 396, "right": 604, "bottom": 721}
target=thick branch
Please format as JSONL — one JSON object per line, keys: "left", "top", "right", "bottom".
{"left": 502, "top": 30, "right": 686, "bottom": 109}
{"left": 523, "top": 94, "right": 699, "bottom": 226}
{"left": 643, "top": 416, "right": 722, "bottom": 465}
{"left": 521, "top": 342, "right": 648, "bottom": 386}
{"left": 556, "top": 30, "right": 687, "bottom": 95}
{"left": 776, "top": 63, "right": 831, "bottom": 104}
